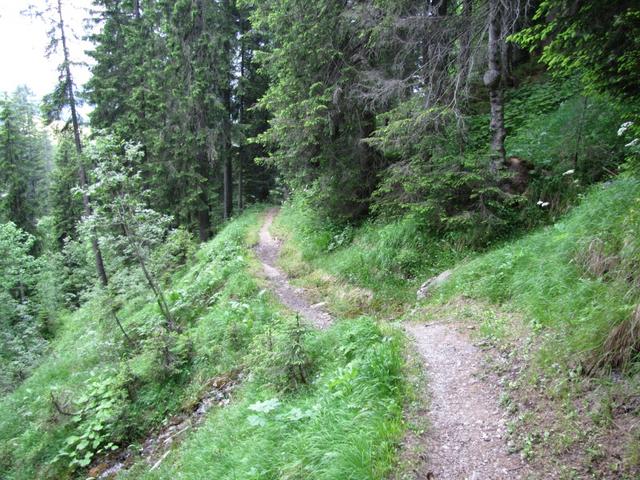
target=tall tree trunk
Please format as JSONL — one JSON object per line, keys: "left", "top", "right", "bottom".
{"left": 196, "top": 149, "right": 210, "bottom": 242}
{"left": 57, "top": 0, "right": 109, "bottom": 286}
{"left": 237, "top": 14, "right": 246, "bottom": 212}
{"left": 485, "top": 0, "right": 506, "bottom": 165}
{"left": 223, "top": 153, "right": 233, "bottom": 220}
{"left": 237, "top": 153, "right": 244, "bottom": 211}
{"left": 222, "top": 0, "right": 233, "bottom": 220}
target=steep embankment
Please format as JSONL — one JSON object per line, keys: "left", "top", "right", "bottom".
{"left": 0, "top": 208, "right": 405, "bottom": 480}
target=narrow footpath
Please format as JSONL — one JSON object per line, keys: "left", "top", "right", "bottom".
{"left": 257, "top": 210, "right": 530, "bottom": 479}
{"left": 254, "top": 208, "right": 332, "bottom": 329}
{"left": 405, "top": 323, "right": 531, "bottom": 479}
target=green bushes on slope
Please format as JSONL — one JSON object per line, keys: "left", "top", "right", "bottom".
{"left": 436, "top": 178, "right": 640, "bottom": 371}
{"left": 0, "top": 208, "right": 405, "bottom": 480}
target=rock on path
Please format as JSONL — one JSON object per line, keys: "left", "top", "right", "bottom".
{"left": 405, "top": 323, "right": 531, "bottom": 480}
{"left": 255, "top": 209, "right": 332, "bottom": 329}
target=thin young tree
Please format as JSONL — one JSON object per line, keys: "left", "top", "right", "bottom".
{"left": 29, "top": 0, "right": 109, "bottom": 286}
{"left": 86, "top": 135, "right": 176, "bottom": 333}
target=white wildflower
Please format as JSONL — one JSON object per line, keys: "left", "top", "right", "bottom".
{"left": 562, "top": 169, "right": 575, "bottom": 176}
{"left": 538, "top": 201, "right": 550, "bottom": 208}
{"left": 618, "top": 121, "right": 634, "bottom": 136}
{"left": 625, "top": 138, "right": 639, "bottom": 148}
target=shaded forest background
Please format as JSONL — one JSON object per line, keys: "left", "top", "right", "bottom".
{"left": 0, "top": 1, "right": 639, "bottom": 476}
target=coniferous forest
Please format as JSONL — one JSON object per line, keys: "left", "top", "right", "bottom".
{"left": 1, "top": 1, "right": 640, "bottom": 479}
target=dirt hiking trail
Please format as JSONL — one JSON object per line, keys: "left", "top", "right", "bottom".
{"left": 406, "top": 323, "right": 532, "bottom": 479}
{"left": 255, "top": 208, "right": 332, "bottom": 329}
{"left": 256, "top": 210, "right": 529, "bottom": 478}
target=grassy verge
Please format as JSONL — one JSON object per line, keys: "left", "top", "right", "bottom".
{"left": 271, "top": 201, "right": 466, "bottom": 319}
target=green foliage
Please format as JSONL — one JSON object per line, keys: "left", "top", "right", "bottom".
{"left": 125, "top": 318, "right": 405, "bottom": 480}
{"left": 618, "top": 120, "right": 640, "bottom": 175}
{"left": 53, "top": 375, "right": 125, "bottom": 468}
{"left": 275, "top": 196, "right": 465, "bottom": 302}
{"left": 0, "top": 209, "right": 264, "bottom": 479}
{"left": 0, "top": 87, "right": 51, "bottom": 233}
{"left": 435, "top": 179, "right": 640, "bottom": 371}
{"left": 506, "top": 90, "right": 631, "bottom": 220}
{"left": 512, "top": 1, "right": 640, "bottom": 99}
{"left": 87, "top": 0, "right": 274, "bottom": 235}
{"left": 248, "top": 0, "right": 386, "bottom": 220}
{"left": 0, "top": 222, "right": 48, "bottom": 392}
{"left": 248, "top": 315, "right": 314, "bottom": 392}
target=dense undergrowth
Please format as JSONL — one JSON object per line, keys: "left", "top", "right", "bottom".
{"left": 275, "top": 171, "right": 640, "bottom": 477}
{"left": 0, "top": 208, "right": 405, "bottom": 480}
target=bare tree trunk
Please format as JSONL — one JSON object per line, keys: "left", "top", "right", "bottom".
{"left": 223, "top": 153, "right": 233, "bottom": 219}
{"left": 196, "top": 149, "right": 210, "bottom": 242}
{"left": 222, "top": 0, "right": 233, "bottom": 220}
{"left": 56, "top": 0, "right": 109, "bottom": 286}
{"left": 237, "top": 154, "right": 244, "bottom": 211}
{"left": 485, "top": 0, "right": 506, "bottom": 165}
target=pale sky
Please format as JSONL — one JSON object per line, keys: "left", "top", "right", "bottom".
{"left": 0, "top": 0, "right": 94, "bottom": 101}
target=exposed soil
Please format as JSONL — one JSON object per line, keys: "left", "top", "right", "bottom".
{"left": 404, "top": 322, "right": 532, "bottom": 479}
{"left": 255, "top": 208, "right": 333, "bottom": 329}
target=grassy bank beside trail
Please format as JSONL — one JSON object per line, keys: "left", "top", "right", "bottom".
{"left": 271, "top": 200, "right": 468, "bottom": 317}
{"left": 435, "top": 178, "right": 640, "bottom": 373}
{"left": 274, "top": 178, "right": 640, "bottom": 477}
{"left": 0, "top": 207, "right": 406, "bottom": 480}
{"left": 124, "top": 318, "right": 404, "bottom": 480}
{"left": 427, "top": 178, "right": 640, "bottom": 477}
{"left": 275, "top": 178, "right": 640, "bottom": 373}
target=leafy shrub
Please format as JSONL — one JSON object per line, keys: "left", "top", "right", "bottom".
{"left": 507, "top": 92, "right": 630, "bottom": 219}
{"left": 53, "top": 375, "right": 126, "bottom": 469}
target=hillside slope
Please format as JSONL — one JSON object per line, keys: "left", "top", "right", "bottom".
{"left": 0, "top": 208, "right": 405, "bottom": 480}
{"left": 274, "top": 178, "right": 640, "bottom": 478}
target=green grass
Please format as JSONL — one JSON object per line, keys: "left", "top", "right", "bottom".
{"left": 273, "top": 177, "right": 640, "bottom": 476}
{"left": 272, "top": 199, "right": 467, "bottom": 309}
{"left": 0, "top": 207, "right": 405, "bottom": 480}
{"left": 123, "top": 319, "right": 404, "bottom": 480}
{"left": 433, "top": 178, "right": 640, "bottom": 371}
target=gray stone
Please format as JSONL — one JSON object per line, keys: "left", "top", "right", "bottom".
{"left": 417, "top": 269, "right": 452, "bottom": 300}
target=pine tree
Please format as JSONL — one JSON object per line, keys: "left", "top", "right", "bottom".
{"left": 38, "top": 0, "right": 109, "bottom": 286}
{"left": 0, "top": 88, "right": 50, "bottom": 233}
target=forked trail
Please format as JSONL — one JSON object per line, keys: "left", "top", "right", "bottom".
{"left": 256, "top": 210, "right": 530, "bottom": 479}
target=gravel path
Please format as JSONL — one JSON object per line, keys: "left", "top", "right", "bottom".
{"left": 255, "top": 209, "right": 332, "bottom": 329}
{"left": 405, "top": 323, "right": 531, "bottom": 480}
{"left": 257, "top": 209, "right": 528, "bottom": 478}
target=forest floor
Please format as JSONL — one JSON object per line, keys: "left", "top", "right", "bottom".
{"left": 258, "top": 209, "right": 531, "bottom": 479}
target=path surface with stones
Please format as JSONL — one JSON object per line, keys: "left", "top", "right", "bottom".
{"left": 405, "top": 322, "right": 532, "bottom": 479}
{"left": 257, "top": 209, "right": 529, "bottom": 478}
{"left": 255, "top": 208, "right": 332, "bottom": 329}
